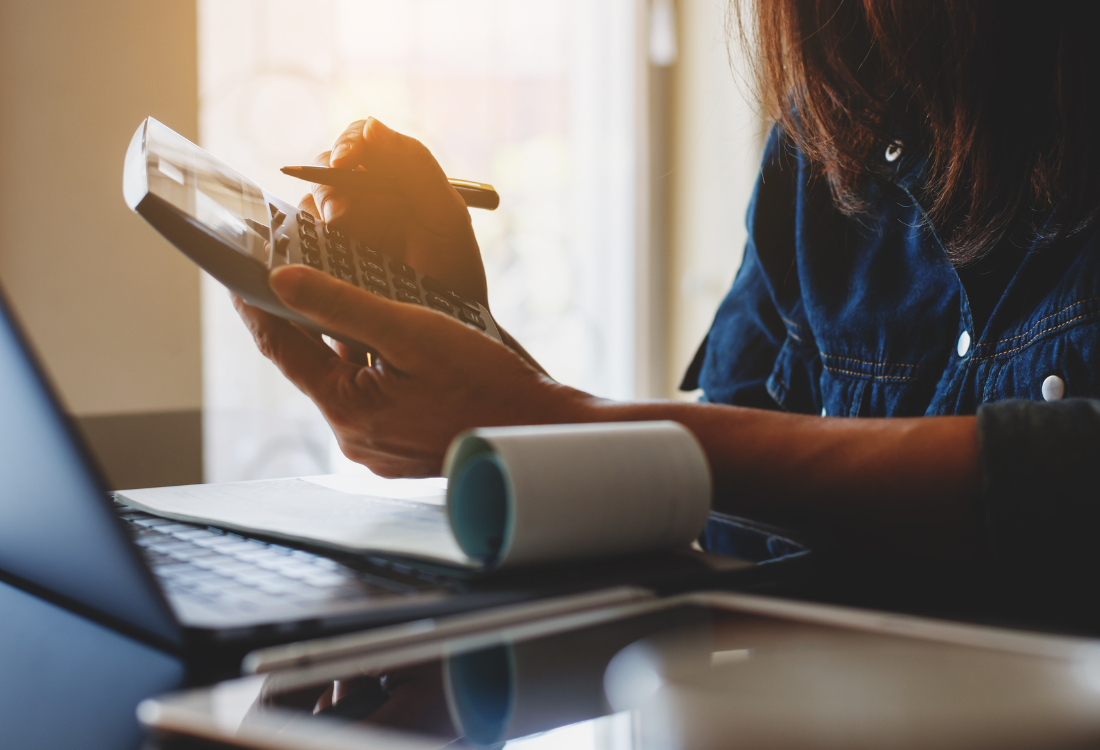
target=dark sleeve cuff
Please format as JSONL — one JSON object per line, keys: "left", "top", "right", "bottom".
{"left": 977, "top": 398, "right": 1100, "bottom": 568}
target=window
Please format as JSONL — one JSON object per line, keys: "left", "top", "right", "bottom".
{"left": 199, "top": 0, "right": 648, "bottom": 482}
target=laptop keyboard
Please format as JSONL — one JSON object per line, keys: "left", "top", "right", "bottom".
{"left": 115, "top": 505, "right": 460, "bottom": 615}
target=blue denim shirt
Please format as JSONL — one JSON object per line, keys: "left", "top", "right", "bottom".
{"left": 690, "top": 128, "right": 1100, "bottom": 570}
{"left": 693, "top": 127, "right": 1100, "bottom": 415}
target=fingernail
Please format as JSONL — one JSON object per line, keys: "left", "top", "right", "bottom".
{"left": 269, "top": 266, "right": 303, "bottom": 305}
{"left": 323, "top": 197, "right": 346, "bottom": 224}
{"left": 331, "top": 142, "right": 351, "bottom": 163}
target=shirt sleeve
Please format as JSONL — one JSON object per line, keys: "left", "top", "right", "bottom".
{"left": 691, "top": 127, "right": 798, "bottom": 409}
{"left": 976, "top": 398, "right": 1100, "bottom": 568}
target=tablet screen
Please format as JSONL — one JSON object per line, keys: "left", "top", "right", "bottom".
{"left": 143, "top": 119, "right": 271, "bottom": 265}
{"left": 174, "top": 601, "right": 1100, "bottom": 749}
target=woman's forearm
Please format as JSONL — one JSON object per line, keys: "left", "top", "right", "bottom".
{"left": 573, "top": 396, "right": 981, "bottom": 559}
{"left": 250, "top": 265, "right": 981, "bottom": 559}
{"left": 498, "top": 325, "right": 550, "bottom": 377}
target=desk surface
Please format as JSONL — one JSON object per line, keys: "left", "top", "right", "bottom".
{"left": 6, "top": 533, "right": 1100, "bottom": 750}
{"left": 139, "top": 592, "right": 1100, "bottom": 750}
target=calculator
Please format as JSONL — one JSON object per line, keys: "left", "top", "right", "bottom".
{"left": 122, "top": 117, "right": 501, "bottom": 347}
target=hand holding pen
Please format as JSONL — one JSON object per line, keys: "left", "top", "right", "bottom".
{"left": 282, "top": 166, "right": 499, "bottom": 211}
{"left": 294, "top": 117, "right": 491, "bottom": 309}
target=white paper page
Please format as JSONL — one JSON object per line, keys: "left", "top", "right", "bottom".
{"left": 301, "top": 473, "right": 448, "bottom": 505}
{"left": 116, "top": 477, "right": 471, "bottom": 566}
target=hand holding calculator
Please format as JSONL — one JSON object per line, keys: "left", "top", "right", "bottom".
{"left": 123, "top": 117, "right": 502, "bottom": 348}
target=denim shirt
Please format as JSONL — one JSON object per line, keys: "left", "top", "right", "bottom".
{"left": 692, "top": 127, "right": 1100, "bottom": 416}
{"left": 689, "top": 128, "right": 1100, "bottom": 571}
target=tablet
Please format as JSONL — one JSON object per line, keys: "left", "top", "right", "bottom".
{"left": 138, "top": 591, "right": 1100, "bottom": 749}
{"left": 123, "top": 117, "right": 502, "bottom": 348}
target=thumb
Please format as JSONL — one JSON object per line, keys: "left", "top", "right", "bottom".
{"left": 269, "top": 265, "right": 419, "bottom": 368}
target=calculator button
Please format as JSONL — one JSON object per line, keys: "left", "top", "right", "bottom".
{"left": 420, "top": 275, "right": 449, "bottom": 293}
{"left": 299, "top": 223, "right": 317, "bottom": 239}
{"left": 425, "top": 293, "right": 452, "bottom": 312}
{"left": 396, "top": 289, "right": 422, "bottom": 305}
{"left": 323, "top": 224, "right": 347, "bottom": 240}
{"left": 458, "top": 308, "right": 486, "bottom": 330}
{"left": 302, "top": 254, "right": 323, "bottom": 270}
{"left": 393, "top": 276, "right": 418, "bottom": 294}
{"left": 331, "top": 264, "right": 356, "bottom": 284}
{"left": 297, "top": 210, "right": 315, "bottom": 224}
{"left": 275, "top": 235, "right": 290, "bottom": 257}
{"left": 270, "top": 209, "right": 286, "bottom": 228}
{"left": 355, "top": 243, "right": 382, "bottom": 262}
{"left": 389, "top": 261, "right": 416, "bottom": 280}
{"left": 421, "top": 276, "right": 477, "bottom": 310}
{"left": 366, "top": 274, "right": 389, "bottom": 291}
{"left": 359, "top": 259, "right": 385, "bottom": 276}
{"left": 327, "top": 249, "right": 353, "bottom": 268}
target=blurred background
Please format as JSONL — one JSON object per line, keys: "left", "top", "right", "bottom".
{"left": 0, "top": 0, "right": 762, "bottom": 489}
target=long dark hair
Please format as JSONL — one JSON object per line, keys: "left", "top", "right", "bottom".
{"left": 732, "top": 1, "right": 1100, "bottom": 264}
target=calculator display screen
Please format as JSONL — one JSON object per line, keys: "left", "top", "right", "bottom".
{"left": 144, "top": 119, "right": 270, "bottom": 264}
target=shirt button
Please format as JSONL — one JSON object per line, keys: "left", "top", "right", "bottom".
{"left": 956, "top": 330, "right": 970, "bottom": 357}
{"left": 884, "top": 140, "right": 903, "bottom": 162}
{"left": 1041, "top": 374, "right": 1065, "bottom": 402}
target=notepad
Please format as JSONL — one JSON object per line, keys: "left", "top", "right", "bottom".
{"left": 115, "top": 421, "right": 712, "bottom": 570}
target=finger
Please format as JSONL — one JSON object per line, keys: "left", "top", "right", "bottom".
{"left": 291, "top": 320, "right": 329, "bottom": 348}
{"left": 309, "top": 149, "right": 373, "bottom": 227}
{"left": 302, "top": 178, "right": 405, "bottom": 257}
{"left": 268, "top": 265, "right": 425, "bottom": 369}
{"left": 332, "top": 339, "right": 370, "bottom": 365}
{"left": 327, "top": 119, "right": 470, "bottom": 234}
{"left": 232, "top": 294, "right": 358, "bottom": 403}
{"left": 319, "top": 122, "right": 372, "bottom": 226}
{"left": 310, "top": 144, "right": 407, "bottom": 251}
{"left": 325, "top": 194, "right": 408, "bottom": 258}
{"left": 328, "top": 119, "right": 369, "bottom": 168}
{"left": 356, "top": 118, "right": 470, "bottom": 234}
{"left": 308, "top": 150, "right": 348, "bottom": 225}
{"left": 298, "top": 192, "right": 321, "bottom": 220}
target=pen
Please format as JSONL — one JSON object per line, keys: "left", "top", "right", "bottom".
{"left": 280, "top": 166, "right": 500, "bottom": 211}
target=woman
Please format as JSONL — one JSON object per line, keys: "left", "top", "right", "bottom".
{"left": 235, "top": 1, "right": 1100, "bottom": 569}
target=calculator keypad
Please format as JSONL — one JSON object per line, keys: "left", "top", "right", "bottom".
{"left": 277, "top": 212, "right": 494, "bottom": 337}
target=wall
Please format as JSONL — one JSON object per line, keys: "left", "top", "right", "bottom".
{"left": 665, "top": 0, "right": 764, "bottom": 396}
{"left": 0, "top": 0, "right": 202, "bottom": 487}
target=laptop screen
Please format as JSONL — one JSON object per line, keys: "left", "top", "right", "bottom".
{"left": 0, "top": 288, "right": 180, "bottom": 647}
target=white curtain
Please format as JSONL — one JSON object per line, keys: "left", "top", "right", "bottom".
{"left": 198, "top": 0, "right": 646, "bottom": 482}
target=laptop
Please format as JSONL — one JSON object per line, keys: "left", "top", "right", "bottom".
{"left": 0, "top": 283, "right": 809, "bottom": 666}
